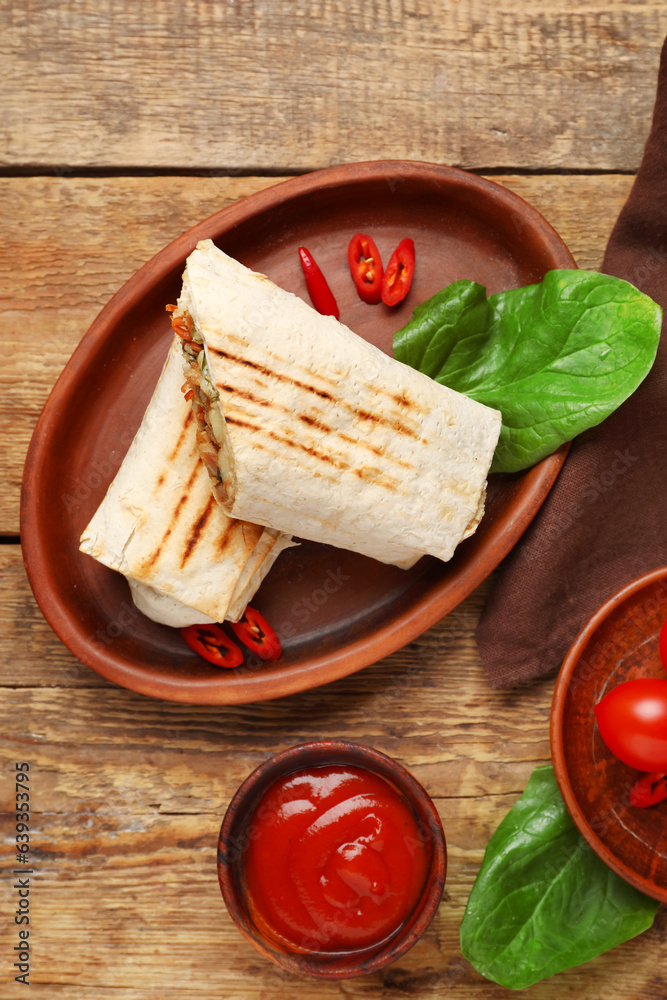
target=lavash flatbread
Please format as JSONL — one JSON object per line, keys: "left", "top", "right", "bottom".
{"left": 79, "top": 335, "right": 293, "bottom": 626}
{"left": 176, "top": 240, "right": 502, "bottom": 569}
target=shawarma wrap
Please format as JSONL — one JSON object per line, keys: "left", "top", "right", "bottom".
{"left": 79, "top": 335, "right": 293, "bottom": 626}
{"left": 174, "top": 240, "right": 502, "bottom": 569}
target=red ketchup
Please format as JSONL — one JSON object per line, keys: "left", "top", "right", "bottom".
{"left": 242, "top": 764, "right": 430, "bottom": 953}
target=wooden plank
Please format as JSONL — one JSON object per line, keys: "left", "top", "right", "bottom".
{"left": 4, "top": 489, "right": 666, "bottom": 999}
{"left": 1, "top": 174, "right": 284, "bottom": 536}
{"left": 0, "top": 172, "right": 633, "bottom": 534}
{"left": 0, "top": 549, "right": 110, "bottom": 688}
{"left": 2, "top": 632, "right": 666, "bottom": 997}
{"left": 1, "top": 795, "right": 664, "bottom": 998}
{"left": 3, "top": 543, "right": 497, "bottom": 699}
{"left": 2, "top": 1, "right": 665, "bottom": 172}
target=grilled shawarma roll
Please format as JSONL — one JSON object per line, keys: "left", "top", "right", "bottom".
{"left": 175, "top": 240, "right": 502, "bottom": 569}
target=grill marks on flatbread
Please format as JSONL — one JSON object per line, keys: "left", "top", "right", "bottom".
{"left": 79, "top": 335, "right": 293, "bottom": 625}
{"left": 137, "top": 447, "right": 266, "bottom": 580}
{"left": 180, "top": 494, "right": 215, "bottom": 569}
{"left": 166, "top": 406, "right": 195, "bottom": 465}
{"left": 222, "top": 412, "right": 403, "bottom": 491}
{"left": 177, "top": 240, "right": 502, "bottom": 568}
{"left": 209, "top": 344, "right": 423, "bottom": 441}
{"left": 210, "top": 345, "right": 420, "bottom": 492}
{"left": 218, "top": 379, "right": 415, "bottom": 474}
{"left": 140, "top": 462, "right": 200, "bottom": 575}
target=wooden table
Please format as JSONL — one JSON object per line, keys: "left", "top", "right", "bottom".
{"left": 3, "top": 3, "right": 667, "bottom": 997}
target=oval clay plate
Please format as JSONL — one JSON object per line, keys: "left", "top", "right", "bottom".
{"left": 21, "top": 160, "right": 573, "bottom": 704}
{"left": 551, "top": 567, "right": 667, "bottom": 903}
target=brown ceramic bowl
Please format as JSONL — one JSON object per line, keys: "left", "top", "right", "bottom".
{"left": 551, "top": 567, "right": 667, "bottom": 903}
{"left": 21, "top": 159, "right": 574, "bottom": 703}
{"left": 217, "top": 739, "right": 446, "bottom": 978}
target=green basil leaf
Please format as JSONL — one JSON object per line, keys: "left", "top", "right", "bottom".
{"left": 460, "top": 765, "right": 659, "bottom": 990}
{"left": 393, "top": 270, "right": 662, "bottom": 473}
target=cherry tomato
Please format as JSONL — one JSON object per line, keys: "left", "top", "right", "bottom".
{"left": 660, "top": 618, "right": 667, "bottom": 672}
{"left": 180, "top": 624, "right": 244, "bottom": 668}
{"left": 594, "top": 678, "right": 667, "bottom": 771}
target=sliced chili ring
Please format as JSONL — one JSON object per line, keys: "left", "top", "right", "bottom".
{"left": 348, "top": 233, "right": 384, "bottom": 304}
{"left": 180, "top": 624, "right": 244, "bottom": 669}
{"left": 381, "top": 237, "right": 415, "bottom": 307}
{"left": 630, "top": 770, "right": 667, "bottom": 808}
{"left": 229, "top": 606, "right": 282, "bottom": 661}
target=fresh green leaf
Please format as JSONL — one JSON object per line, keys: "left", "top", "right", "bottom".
{"left": 459, "top": 765, "right": 659, "bottom": 990}
{"left": 393, "top": 270, "right": 662, "bottom": 473}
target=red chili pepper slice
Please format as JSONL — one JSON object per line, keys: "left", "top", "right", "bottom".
{"left": 298, "top": 246, "right": 339, "bottom": 319}
{"left": 229, "top": 606, "right": 282, "bottom": 661}
{"left": 630, "top": 770, "right": 667, "bottom": 808}
{"left": 347, "top": 233, "right": 384, "bottom": 304}
{"left": 180, "top": 624, "right": 244, "bottom": 669}
{"left": 381, "top": 237, "right": 415, "bottom": 307}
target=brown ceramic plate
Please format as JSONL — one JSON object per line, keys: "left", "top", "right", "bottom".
{"left": 551, "top": 567, "right": 667, "bottom": 902}
{"left": 21, "top": 160, "right": 573, "bottom": 704}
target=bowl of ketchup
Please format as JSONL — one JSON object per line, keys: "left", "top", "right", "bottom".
{"left": 217, "top": 739, "right": 447, "bottom": 978}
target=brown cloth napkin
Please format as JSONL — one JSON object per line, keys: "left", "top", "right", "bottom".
{"left": 476, "top": 38, "right": 667, "bottom": 688}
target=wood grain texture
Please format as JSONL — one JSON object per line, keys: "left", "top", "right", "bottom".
{"left": 2, "top": 1, "right": 666, "bottom": 172}
{"left": 2, "top": 566, "right": 667, "bottom": 999}
{"left": 0, "top": 550, "right": 110, "bottom": 687}
{"left": 1, "top": 172, "right": 633, "bottom": 534}
{"left": 3, "top": 3, "right": 666, "bottom": 997}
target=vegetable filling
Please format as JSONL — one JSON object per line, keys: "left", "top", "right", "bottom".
{"left": 169, "top": 304, "right": 235, "bottom": 505}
